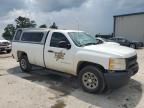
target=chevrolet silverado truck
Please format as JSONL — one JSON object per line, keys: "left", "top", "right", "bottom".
{"left": 12, "top": 28, "right": 139, "bottom": 93}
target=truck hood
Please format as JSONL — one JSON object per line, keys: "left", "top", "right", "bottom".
{"left": 83, "top": 44, "right": 136, "bottom": 58}
{"left": 0, "top": 39, "right": 10, "bottom": 43}
{"left": 104, "top": 42, "right": 120, "bottom": 46}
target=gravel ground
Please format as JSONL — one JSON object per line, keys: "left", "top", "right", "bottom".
{"left": 0, "top": 49, "right": 144, "bottom": 108}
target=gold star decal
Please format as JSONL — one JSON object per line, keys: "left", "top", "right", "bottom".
{"left": 54, "top": 51, "right": 65, "bottom": 61}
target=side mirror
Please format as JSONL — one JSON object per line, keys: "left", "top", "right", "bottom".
{"left": 96, "top": 40, "right": 103, "bottom": 44}
{"left": 58, "top": 41, "right": 71, "bottom": 49}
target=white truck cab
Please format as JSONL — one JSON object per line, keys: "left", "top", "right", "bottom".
{"left": 12, "top": 28, "right": 138, "bottom": 93}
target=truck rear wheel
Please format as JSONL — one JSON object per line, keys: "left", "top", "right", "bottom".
{"left": 79, "top": 66, "right": 105, "bottom": 93}
{"left": 20, "top": 55, "right": 32, "bottom": 72}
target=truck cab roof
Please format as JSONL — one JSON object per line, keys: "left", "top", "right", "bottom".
{"left": 17, "top": 28, "right": 84, "bottom": 33}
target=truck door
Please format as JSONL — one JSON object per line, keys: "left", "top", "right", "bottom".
{"left": 44, "top": 32, "right": 74, "bottom": 74}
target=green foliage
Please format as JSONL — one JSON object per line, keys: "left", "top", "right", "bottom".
{"left": 2, "top": 24, "right": 16, "bottom": 40}
{"left": 49, "top": 22, "right": 58, "bottom": 29}
{"left": 2, "top": 16, "right": 59, "bottom": 41}
{"left": 39, "top": 24, "right": 47, "bottom": 28}
{"left": 2, "top": 16, "right": 37, "bottom": 40}
{"left": 15, "top": 16, "right": 37, "bottom": 28}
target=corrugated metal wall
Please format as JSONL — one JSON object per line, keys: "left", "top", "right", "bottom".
{"left": 114, "top": 14, "right": 144, "bottom": 43}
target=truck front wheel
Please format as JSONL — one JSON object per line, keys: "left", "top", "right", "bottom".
{"left": 79, "top": 66, "right": 105, "bottom": 93}
{"left": 20, "top": 55, "right": 32, "bottom": 72}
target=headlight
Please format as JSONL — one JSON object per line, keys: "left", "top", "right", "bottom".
{"left": 109, "top": 58, "right": 126, "bottom": 70}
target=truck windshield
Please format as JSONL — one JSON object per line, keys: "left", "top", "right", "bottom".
{"left": 68, "top": 32, "right": 98, "bottom": 47}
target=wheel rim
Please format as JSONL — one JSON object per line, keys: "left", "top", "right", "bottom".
{"left": 82, "top": 72, "right": 99, "bottom": 89}
{"left": 21, "top": 59, "right": 27, "bottom": 69}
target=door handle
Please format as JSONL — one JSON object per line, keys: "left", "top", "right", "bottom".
{"left": 48, "top": 50, "right": 54, "bottom": 53}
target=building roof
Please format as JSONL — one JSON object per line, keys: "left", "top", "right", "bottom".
{"left": 114, "top": 12, "right": 144, "bottom": 17}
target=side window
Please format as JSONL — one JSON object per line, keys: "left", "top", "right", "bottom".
{"left": 14, "top": 30, "right": 22, "bottom": 41}
{"left": 50, "top": 32, "right": 70, "bottom": 48}
{"left": 21, "top": 32, "right": 44, "bottom": 43}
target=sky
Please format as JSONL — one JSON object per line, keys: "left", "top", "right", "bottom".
{"left": 0, "top": 0, "right": 144, "bottom": 39}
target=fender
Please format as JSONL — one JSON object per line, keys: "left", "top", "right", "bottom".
{"left": 73, "top": 50, "right": 110, "bottom": 75}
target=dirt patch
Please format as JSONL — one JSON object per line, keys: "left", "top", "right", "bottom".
{"left": 22, "top": 73, "right": 78, "bottom": 98}
{"left": 0, "top": 74, "right": 8, "bottom": 76}
{"left": 121, "top": 104, "right": 128, "bottom": 108}
{"left": 51, "top": 100, "right": 66, "bottom": 108}
{"left": 129, "top": 80, "right": 142, "bottom": 92}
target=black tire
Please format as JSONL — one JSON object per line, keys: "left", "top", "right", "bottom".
{"left": 130, "top": 44, "right": 136, "bottom": 49}
{"left": 6, "top": 50, "right": 11, "bottom": 53}
{"left": 79, "top": 66, "right": 105, "bottom": 94}
{"left": 19, "top": 55, "right": 32, "bottom": 72}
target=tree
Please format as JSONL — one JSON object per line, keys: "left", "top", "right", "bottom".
{"left": 49, "top": 22, "right": 58, "bottom": 29}
{"left": 15, "top": 16, "right": 37, "bottom": 28}
{"left": 2, "top": 24, "right": 16, "bottom": 40}
{"left": 39, "top": 24, "right": 47, "bottom": 28}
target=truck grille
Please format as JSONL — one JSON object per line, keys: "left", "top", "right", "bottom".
{"left": 0, "top": 42, "right": 9, "bottom": 46}
{"left": 126, "top": 55, "right": 137, "bottom": 68}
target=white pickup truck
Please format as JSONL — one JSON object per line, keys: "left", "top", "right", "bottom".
{"left": 0, "top": 39, "right": 12, "bottom": 53}
{"left": 12, "top": 28, "right": 138, "bottom": 93}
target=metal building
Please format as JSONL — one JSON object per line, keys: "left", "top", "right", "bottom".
{"left": 113, "top": 12, "right": 144, "bottom": 43}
